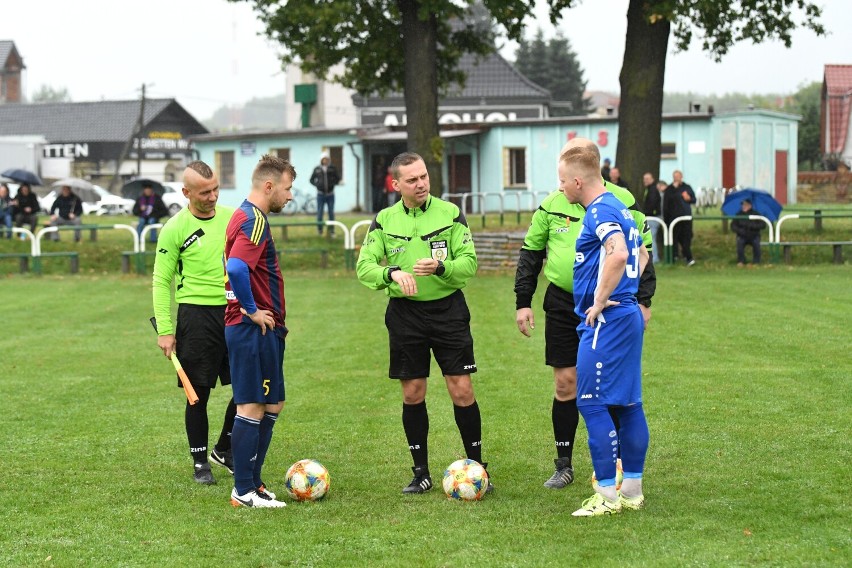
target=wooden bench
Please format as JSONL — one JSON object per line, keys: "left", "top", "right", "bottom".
{"left": 121, "top": 250, "right": 157, "bottom": 275}
{"left": 780, "top": 241, "right": 852, "bottom": 265}
{"left": 32, "top": 251, "right": 79, "bottom": 274}
{"left": 0, "top": 252, "right": 30, "bottom": 273}
{"left": 277, "top": 247, "right": 329, "bottom": 269}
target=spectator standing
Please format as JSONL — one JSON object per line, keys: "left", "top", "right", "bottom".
{"left": 731, "top": 199, "right": 763, "bottom": 266}
{"left": 48, "top": 185, "right": 83, "bottom": 242}
{"left": 309, "top": 154, "right": 340, "bottom": 237}
{"left": 600, "top": 157, "right": 612, "bottom": 182}
{"left": 664, "top": 170, "right": 697, "bottom": 266}
{"left": 609, "top": 167, "right": 628, "bottom": 192}
{"left": 133, "top": 183, "right": 168, "bottom": 243}
{"left": 642, "top": 172, "right": 662, "bottom": 263}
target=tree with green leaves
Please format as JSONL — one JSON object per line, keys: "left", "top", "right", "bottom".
{"left": 31, "top": 85, "right": 71, "bottom": 103}
{"left": 234, "top": 0, "right": 823, "bottom": 200}
{"left": 614, "top": 0, "right": 824, "bottom": 199}
{"left": 788, "top": 81, "right": 822, "bottom": 170}
{"left": 515, "top": 29, "right": 591, "bottom": 116}
{"left": 231, "top": 0, "right": 557, "bottom": 194}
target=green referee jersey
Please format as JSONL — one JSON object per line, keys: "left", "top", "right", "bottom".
{"left": 521, "top": 183, "right": 651, "bottom": 294}
{"left": 356, "top": 195, "right": 477, "bottom": 301}
{"left": 152, "top": 205, "right": 235, "bottom": 335}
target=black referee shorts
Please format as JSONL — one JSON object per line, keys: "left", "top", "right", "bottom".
{"left": 175, "top": 303, "right": 231, "bottom": 389}
{"left": 543, "top": 283, "right": 581, "bottom": 368}
{"left": 385, "top": 289, "right": 476, "bottom": 379}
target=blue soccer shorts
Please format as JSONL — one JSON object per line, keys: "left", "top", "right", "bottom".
{"left": 225, "top": 323, "right": 286, "bottom": 405}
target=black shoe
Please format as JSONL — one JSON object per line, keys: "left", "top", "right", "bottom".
{"left": 210, "top": 448, "right": 234, "bottom": 475}
{"left": 193, "top": 462, "right": 216, "bottom": 485}
{"left": 543, "top": 457, "right": 574, "bottom": 489}
{"left": 402, "top": 466, "right": 433, "bottom": 494}
{"left": 482, "top": 462, "right": 494, "bottom": 494}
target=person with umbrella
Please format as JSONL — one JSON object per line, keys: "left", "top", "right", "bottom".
{"left": 731, "top": 199, "right": 764, "bottom": 266}
{"left": 48, "top": 185, "right": 83, "bottom": 242}
{"left": 12, "top": 183, "right": 40, "bottom": 235}
{"left": 133, "top": 183, "right": 168, "bottom": 242}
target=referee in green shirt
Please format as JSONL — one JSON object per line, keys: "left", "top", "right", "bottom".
{"left": 515, "top": 137, "right": 656, "bottom": 490}
{"left": 152, "top": 161, "right": 237, "bottom": 485}
{"left": 357, "top": 152, "right": 492, "bottom": 495}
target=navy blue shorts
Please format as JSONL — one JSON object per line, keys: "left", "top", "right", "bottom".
{"left": 225, "top": 323, "right": 286, "bottom": 405}
{"left": 385, "top": 290, "right": 476, "bottom": 379}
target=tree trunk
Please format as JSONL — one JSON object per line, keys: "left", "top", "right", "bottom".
{"left": 616, "top": 0, "right": 670, "bottom": 203}
{"left": 398, "top": 0, "right": 444, "bottom": 195}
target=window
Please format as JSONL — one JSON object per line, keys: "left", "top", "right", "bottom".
{"left": 661, "top": 142, "right": 677, "bottom": 159}
{"left": 271, "top": 147, "right": 291, "bottom": 162}
{"left": 503, "top": 147, "right": 527, "bottom": 188}
{"left": 323, "top": 146, "right": 344, "bottom": 181}
{"left": 216, "top": 150, "right": 235, "bottom": 188}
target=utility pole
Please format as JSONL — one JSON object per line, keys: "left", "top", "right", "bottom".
{"left": 108, "top": 83, "right": 150, "bottom": 193}
{"left": 136, "top": 83, "right": 146, "bottom": 178}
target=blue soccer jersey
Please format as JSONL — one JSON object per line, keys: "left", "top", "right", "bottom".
{"left": 573, "top": 192, "right": 642, "bottom": 321}
{"left": 573, "top": 191, "right": 644, "bottom": 407}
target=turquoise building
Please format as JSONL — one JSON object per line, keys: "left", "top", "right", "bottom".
{"left": 191, "top": 108, "right": 799, "bottom": 213}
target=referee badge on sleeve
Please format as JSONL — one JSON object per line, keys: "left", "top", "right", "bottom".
{"left": 430, "top": 240, "right": 448, "bottom": 261}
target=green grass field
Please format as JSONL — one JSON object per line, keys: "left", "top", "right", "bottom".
{"left": 0, "top": 263, "right": 849, "bottom": 566}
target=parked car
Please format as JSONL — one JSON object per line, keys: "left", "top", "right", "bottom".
{"left": 40, "top": 185, "right": 135, "bottom": 216}
{"left": 161, "top": 182, "right": 189, "bottom": 215}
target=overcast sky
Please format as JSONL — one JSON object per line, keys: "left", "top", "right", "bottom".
{"left": 2, "top": 0, "right": 848, "bottom": 121}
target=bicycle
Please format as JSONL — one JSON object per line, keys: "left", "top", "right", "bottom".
{"left": 282, "top": 187, "right": 318, "bottom": 216}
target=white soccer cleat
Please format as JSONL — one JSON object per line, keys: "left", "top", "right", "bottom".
{"left": 230, "top": 487, "right": 286, "bottom": 508}
{"left": 572, "top": 492, "right": 622, "bottom": 517}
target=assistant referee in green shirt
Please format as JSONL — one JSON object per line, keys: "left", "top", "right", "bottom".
{"left": 357, "top": 152, "right": 492, "bottom": 495}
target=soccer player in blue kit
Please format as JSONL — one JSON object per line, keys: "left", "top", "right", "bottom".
{"left": 224, "top": 155, "right": 296, "bottom": 508}
{"left": 558, "top": 145, "right": 650, "bottom": 517}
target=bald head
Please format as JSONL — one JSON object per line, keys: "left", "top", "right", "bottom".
{"left": 182, "top": 160, "right": 219, "bottom": 218}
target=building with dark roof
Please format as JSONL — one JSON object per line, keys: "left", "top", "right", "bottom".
{"left": 0, "top": 40, "right": 25, "bottom": 103}
{"left": 0, "top": 98, "right": 208, "bottom": 183}
{"left": 352, "top": 52, "right": 551, "bottom": 126}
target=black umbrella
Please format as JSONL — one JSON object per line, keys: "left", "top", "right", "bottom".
{"left": 120, "top": 178, "right": 165, "bottom": 200}
{"left": 1, "top": 168, "right": 44, "bottom": 186}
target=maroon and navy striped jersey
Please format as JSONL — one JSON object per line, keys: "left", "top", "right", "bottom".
{"left": 224, "top": 200, "right": 285, "bottom": 328}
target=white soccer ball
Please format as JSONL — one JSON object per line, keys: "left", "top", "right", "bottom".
{"left": 284, "top": 459, "right": 330, "bottom": 501}
{"left": 442, "top": 459, "right": 489, "bottom": 501}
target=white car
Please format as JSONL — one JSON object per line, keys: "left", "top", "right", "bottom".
{"left": 161, "top": 182, "right": 189, "bottom": 216}
{"left": 40, "top": 185, "right": 135, "bottom": 216}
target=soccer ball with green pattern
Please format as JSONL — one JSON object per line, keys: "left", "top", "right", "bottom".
{"left": 442, "top": 459, "right": 488, "bottom": 501}
{"left": 285, "top": 459, "right": 330, "bottom": 501}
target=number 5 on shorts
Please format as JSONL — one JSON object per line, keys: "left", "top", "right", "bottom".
{"left": 263, "top": 379, "right": 270, "bottom": 396}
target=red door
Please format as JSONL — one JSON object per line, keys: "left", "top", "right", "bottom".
{"left": 775, "top": 150, "right": 788, "bottom": 205}
{"left": 722, "top": 149, "right": 736, "bottom": 189}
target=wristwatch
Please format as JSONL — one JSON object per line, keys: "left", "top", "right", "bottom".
{"left": 386, "top": 265, "right": 401, "bottom": 282}
{"left": 434, "top": 260, "right": 446, "bottom": 277}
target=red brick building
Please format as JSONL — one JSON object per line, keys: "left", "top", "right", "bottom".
{"left": 0, "top": 40, "right": 25, "bottom": 103}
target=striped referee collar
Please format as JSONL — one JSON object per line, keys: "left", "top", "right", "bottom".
{"left": 402, "top": 195, "right": 431, "bottom": 215}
